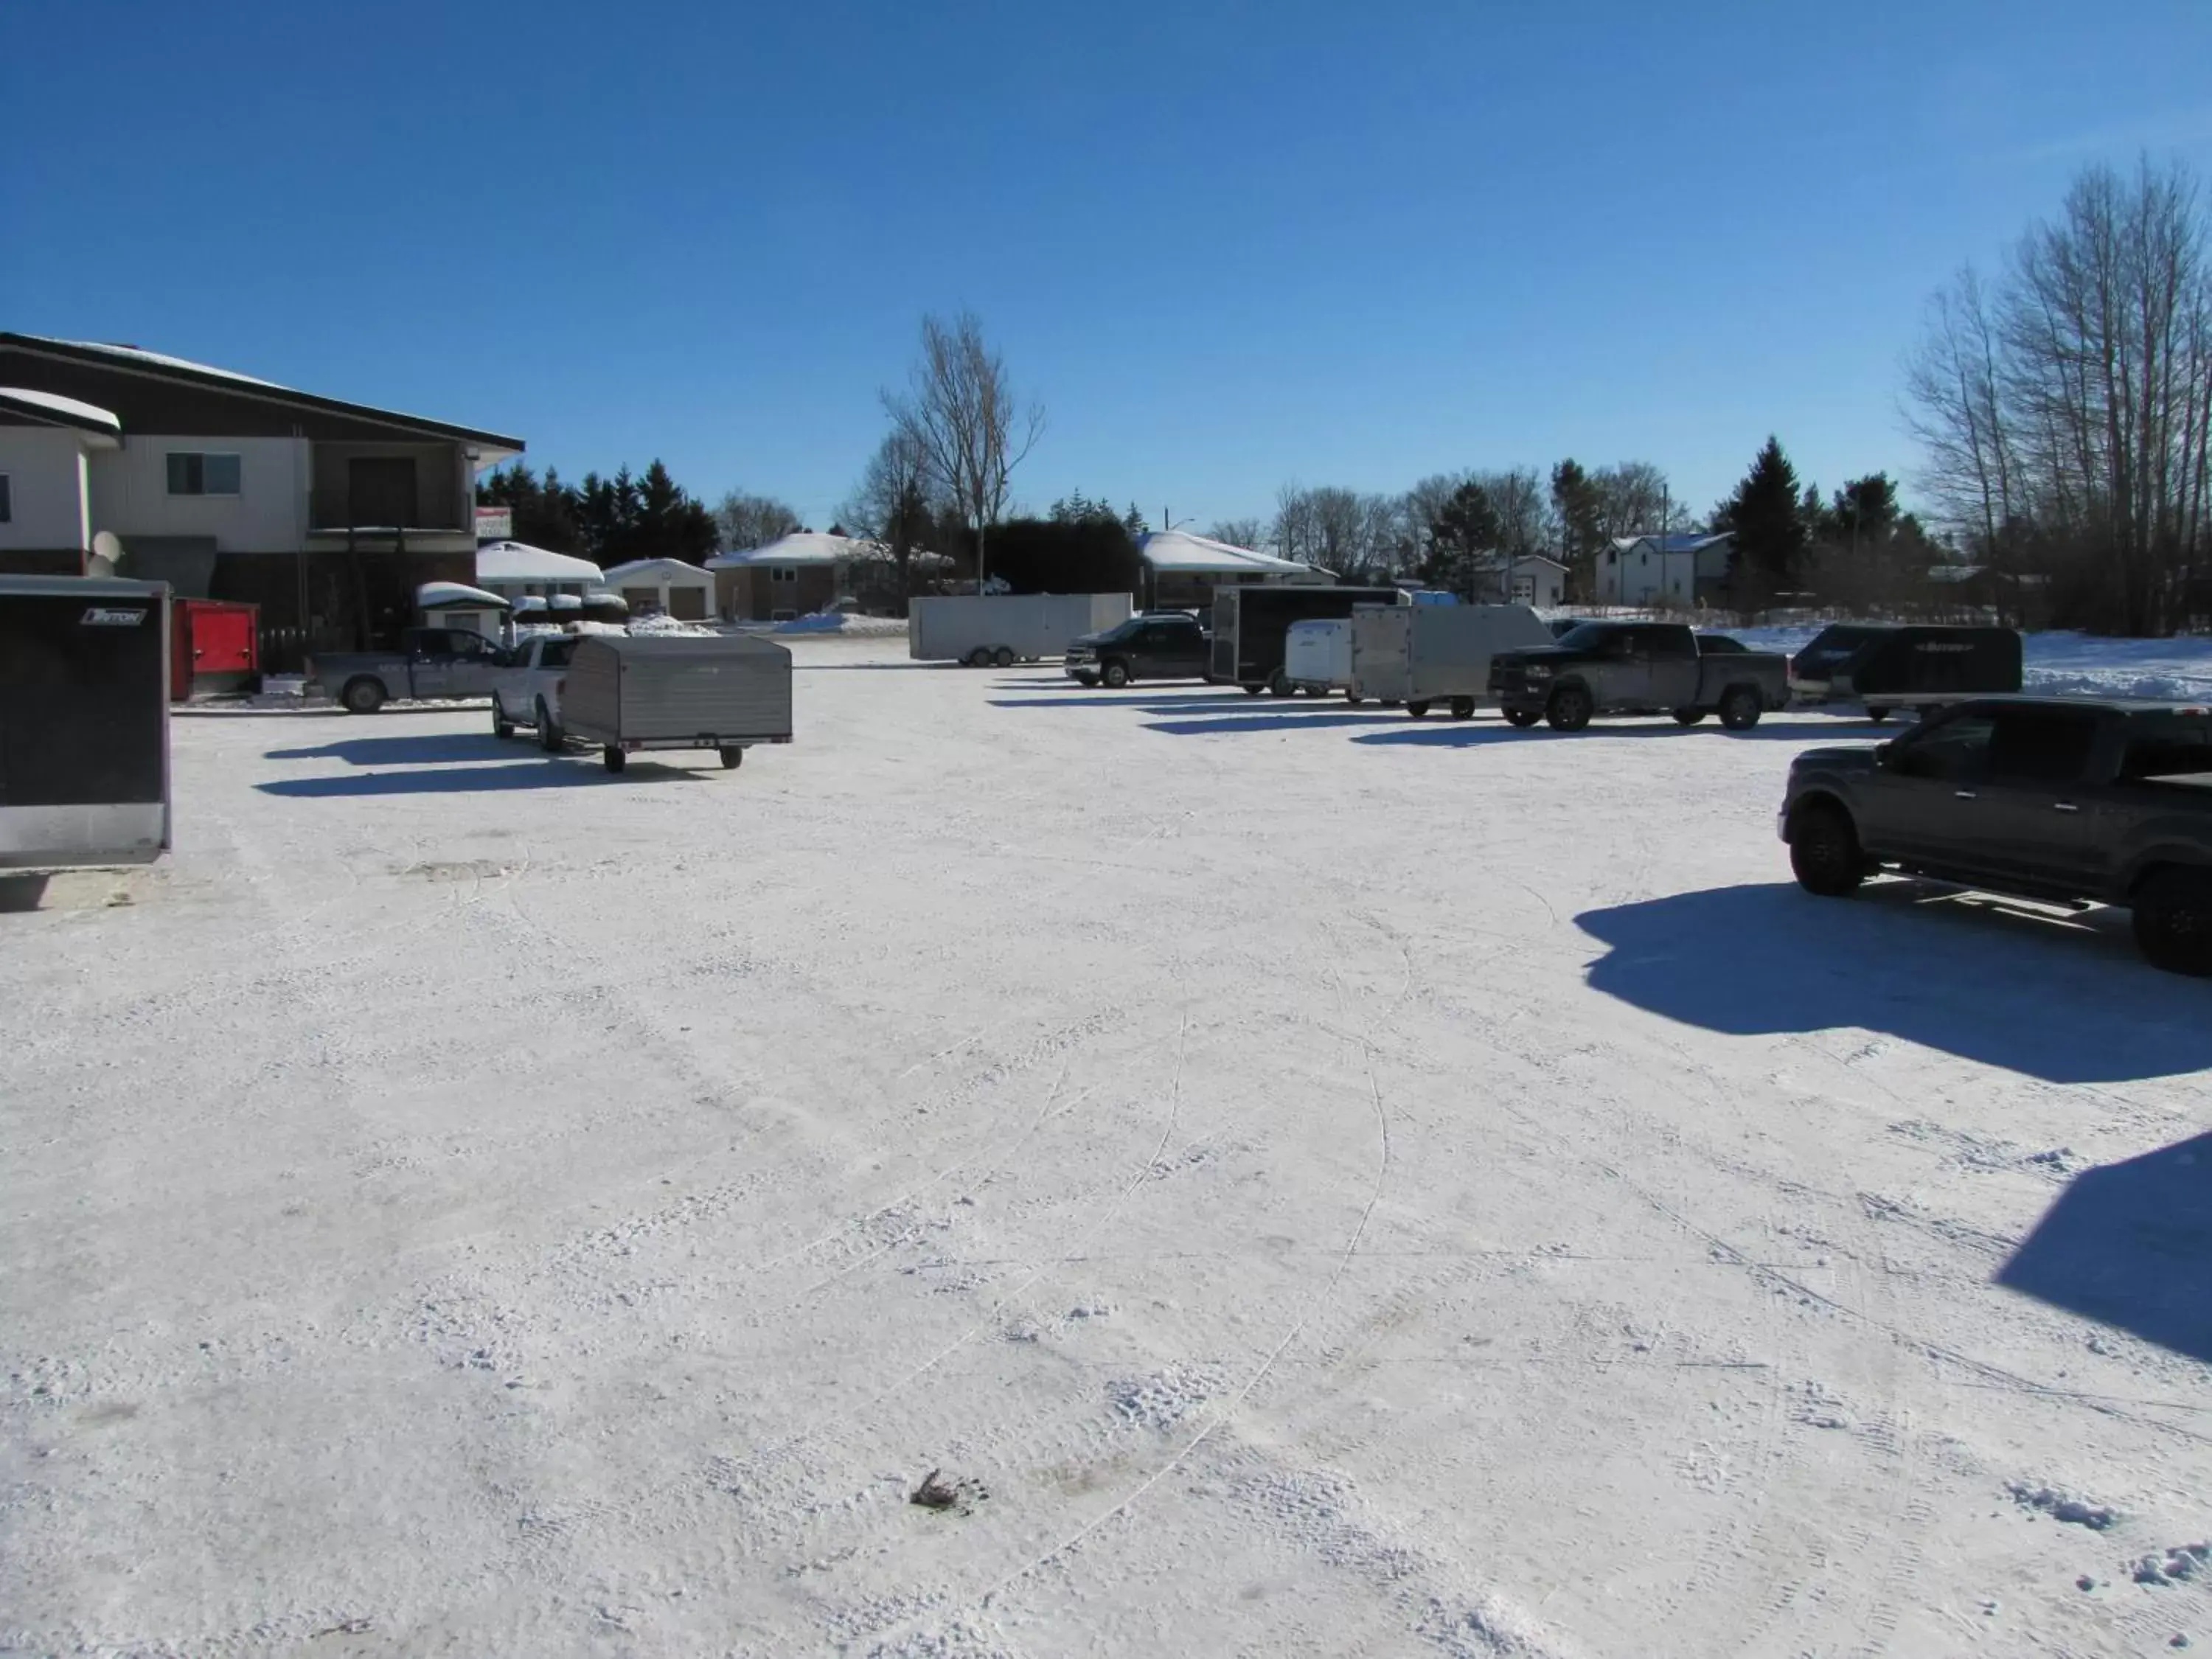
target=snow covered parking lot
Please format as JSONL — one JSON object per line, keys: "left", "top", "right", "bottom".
{"left": 4, "top": 636, "right": 2209, "bottom": 1658}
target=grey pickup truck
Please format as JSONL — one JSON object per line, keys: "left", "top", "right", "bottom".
{"left": 307, "top": 627, "right": 507, "bottom": 713}
{"left": 1489, "top": 621, "right": 1790, "bottom": 731}
{"left": 1780, "top": 695, "right": 2212, "bottom": 974}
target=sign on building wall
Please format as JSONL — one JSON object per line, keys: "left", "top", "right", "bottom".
{"left": 474, "top": 507, "right": 513, "bottom": 541}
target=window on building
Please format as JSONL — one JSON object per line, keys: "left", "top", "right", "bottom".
{"left": 167, "top": 452, "right": 242, "bottom": 495}
{"left": 0, "top": 474, "right": 12, "bottom": 523}
{"left": 769, "top": 566, "right": 799, "bottom": 582}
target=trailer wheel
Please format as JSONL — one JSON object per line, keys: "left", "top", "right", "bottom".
{"left": 1267, "top": 670, "right": 1295, "bottom": 698}
{"left": 719, "top": 746, "right": 745, "bottom": 770}
{"left": 1502, "top": 708, "right": 1543, "bottom": 728}
{"left": 1545, "top": 685, "right": 1593, "bottom": 731}
{"left": 1865, "top": 706, "right": 1890, "bottom": 724}
{"left": 1719, "top": 686, "right": 1763, "bottom": 730}
{"left": 340, "top": 678, "right": 386, "bottom": 714}
{"left": 492, "top": 700, "right": 514, "bottom": 740}
{"left": 1102, "top": 660, "right": 1130, "bottom": 688}
{"left": 967, "top": 647, "right": 992, "bottom": 668}
{"left": 2133, "top": 868, "right": 2212, "bottom": 976}
{"left": 1242, "top": 684, "right": 1265, "bottom": 696}
{"left": 1405, "top": 700, "right": 1431, "bottom": 718}
{"left": 602, "top": 747, "right": 627, "bottom": 773}
{"left": 1448, "top": 697, "right": 1475, "bottom": 720}
{"left": 992, "top": 647, "right": 1016, "bottom": 668}
{"left": 1344, "top": 692, "right": 1365, "bottom": 706}
{"left": 1672, "top": 707, "right": 1706, "bottom": 726}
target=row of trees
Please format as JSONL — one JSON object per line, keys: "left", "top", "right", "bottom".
{"left": 476, "top": 460, "right": 726, "bottom": 567}
{"left": 1907, "top": 156, "right": 2212, "bottom": 634}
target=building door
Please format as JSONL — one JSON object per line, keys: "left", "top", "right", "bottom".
{"left": 669, "top": 586, "right": 706, "bottom": 620}
{"left": 348, "top": 457, "right": 419, "bottom": 528}
{"left": 192, "top": 606, "right": 256, "bottom": 673}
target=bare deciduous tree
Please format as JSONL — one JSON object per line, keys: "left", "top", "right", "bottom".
{"left": 883, "top": 311, "right": 1045, "bottom": 588}
{"left": 1907, "top": 157, "right": 2212, "bottom": 632}
{"left": 841, "top": 429, "right": 936, "bottom": 604}
{"left": 1203, "top": 518, "right": 1268, "bottom": 552}
{"left": 715, "top": 490, "right": 801, "bottom": 552}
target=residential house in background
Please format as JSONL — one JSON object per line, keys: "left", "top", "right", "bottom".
{"left": 0, "top": 333, "right": 522, "bottom": 669}
{"left": 599, "top": 557, "right": 714, "bottom": 620}
{"left": 1134, "top": 529, "right": 1326, "bottom": 612}
{"left": 1595, "top": 532, "right": 1734, "bottom": 607}
{"left": 1467, "top": 552, "right": 1568, "bottom": 609}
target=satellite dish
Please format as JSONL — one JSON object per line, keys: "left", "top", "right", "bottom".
{"left": 88, "top": 530, "right": 124, "bottom": 578}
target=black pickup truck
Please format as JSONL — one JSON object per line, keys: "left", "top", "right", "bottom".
{"left": 1780, "top": 696, "right": 2212, "bottom": 974}
{"left": 1489, "top": 621, "right": 1790, "bottom": 730}
{"left": 1064, "top": 612, "right": 1209, "bottom": 687}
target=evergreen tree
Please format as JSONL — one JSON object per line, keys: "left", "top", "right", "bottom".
{"left": 1549, "top": 458, "right": 1605, "bottom": 598}
{"left": 1714, "top": 437, "right": 1808, "bottom": 600}
{"left": 1124, "top": 503, "right": 1149, "bottom": 538}
{"left": 1419, "top": 480, "right": 1500, "bottom": 594}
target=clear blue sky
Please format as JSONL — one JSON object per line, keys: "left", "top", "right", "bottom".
{"left": 7, "top": 0, "right": 2209, "bottom": 536}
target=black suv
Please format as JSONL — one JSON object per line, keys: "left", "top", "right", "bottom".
{"left": 1065, "top": 613, "right": 1210, "bottom": 687}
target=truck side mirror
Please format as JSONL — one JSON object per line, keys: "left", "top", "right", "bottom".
{"left": 1874, "top": 742, "right": 1896, "bottom": 770}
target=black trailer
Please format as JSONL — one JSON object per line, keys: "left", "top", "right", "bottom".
{"left": 1790, "top": 623, "right": 2022, "bottom": 720}
{"left": 1, "top": 577, "right": 172, "bottom": 869}
{"left": 1210, "top": 585, "right": 1408, "bottom": 695}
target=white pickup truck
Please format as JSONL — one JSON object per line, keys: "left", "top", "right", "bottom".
{"left": 491, "top": 635, "right": 577, "bottom": 749}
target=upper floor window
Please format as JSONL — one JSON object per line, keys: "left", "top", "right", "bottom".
{"left": 167, "top": 452, "right": 241, "bottom": 495}
{"left": 0, "top": 474, "right": 12, "bottom": 523}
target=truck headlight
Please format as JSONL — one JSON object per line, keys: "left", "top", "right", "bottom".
{"left": 1520, "top": 663, "right": 1552, "bottom": 678}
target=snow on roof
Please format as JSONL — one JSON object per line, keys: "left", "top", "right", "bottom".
{"left": 416, "top": 581, "right": 509, "bottom": 610}
{"left": 56, "top": 340, "right": 284, "bottom": 388}
{"left": 598, "top": 557, "right": 714, "bottom": 584}
{"left": 706, "top": 532, "right": 877, "bottom": 569}
{"left": 1136, "top": 529, "right": 1317, "bottom": 576}
{"left": 0, "top": 386, "right": 122, "bottom": 431}
{"left": 475, "top": 540, "right": 605, "bottom": 584}
{"left": 1611, "top": 533, "right": 1731, "bottom": 554}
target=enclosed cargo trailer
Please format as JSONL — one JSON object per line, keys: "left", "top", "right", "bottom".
{"left": 0, "top": 577, "right": 171, "bottom": 868}
{"left": 170, "top": 598, "right": 259, "bottom": 701}
{"left": 559, "top": 634, "right": 793, "bottom": 773}
{"left": 908, "top": 593, "right": 1131, "bottom": 667}
{"left": 1348, "top": 602, "right": 1553, "bottom": 717}
{"left": 1789, "top": 625, "right": 2022, "bottom": 719}
{"left": 1208, "top": 585, "right": 1407, "bottom": 695}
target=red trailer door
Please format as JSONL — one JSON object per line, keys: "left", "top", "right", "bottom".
{"left": 192, "top": 605, "right": 257, "bottom": 673}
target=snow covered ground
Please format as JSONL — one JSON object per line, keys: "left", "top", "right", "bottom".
{"left": 4, "top": 636, "right": 2208, "bottom": 1658}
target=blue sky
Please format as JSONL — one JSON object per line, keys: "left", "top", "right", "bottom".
{"left": 7, "top": 0, "right": 2210, "bottom": 535}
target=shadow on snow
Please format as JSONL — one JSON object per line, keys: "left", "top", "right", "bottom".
{"left": 1353, "top": 718, "right": 1857, "bottom": 749}
{"left": 1573, "top": 880, "right": 2212, "bottom": 1083}
{"left": 257, "top": 761, "right": 701, "bottom": 797}
{"left": 1997, "top": 1131, "right": 2212, "bottom": 1364}
{"left": 267, "top": 733, "right": 514, "bottom": 767}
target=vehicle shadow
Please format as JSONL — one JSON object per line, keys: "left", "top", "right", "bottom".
{"left": 1141, "top": 710, "right": 1417, "bottom": 736}
{"left": 1996, "top": 1132, "right": 2212, "bottom": 1363}
{"left": 257, "top": 761, "right": 701, "bottom": 797}
{"left": 1575, "top": 881, "right": 2212, "bottom": 1083}
{"left": 988, "top": 692, "right": 1262, "bottom": 710}
{"left": 267, "top": 734, "right": 508, "bottom": 766}
{"left": 0, "top": 874, "right": 50, "bottom": 914}
{"left": 1354, "top": 718, "right": 1851, "bottom": 748}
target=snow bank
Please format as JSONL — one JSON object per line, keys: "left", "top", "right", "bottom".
{"left": 627, "top": 613, "right": 716, "bottom": 637}
{"left": 771, "top": 612, "right": 908, "bottom": 637}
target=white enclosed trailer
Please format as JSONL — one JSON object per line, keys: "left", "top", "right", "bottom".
{"left": 908, "top": 593, "right": 1130, "bottom": 667}
{"left": 1348, "top": 602, "right": 1551, "bottom": 718}
{"left": 1283, "top": 618, "right": 1353, "bottom": 698}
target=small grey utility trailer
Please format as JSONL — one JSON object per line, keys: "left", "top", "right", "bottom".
{"left": 1, "top": 577, "right": 172, "bottom": 868}
{"left": 560, "top": 634, "right": 793, "bottom": 773}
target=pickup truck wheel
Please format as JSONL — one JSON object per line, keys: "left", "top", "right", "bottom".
{"left": 1545, "top": 686, "right": 1593, "bottom": 731}
{"left": 1502, "top": 708, "right": 1542, "bottom": 728}
{"left": 718, "top": 746, "right": 744, "bottom": 770}
{"left": 2132, "top": 869, "right": 2212, "bottom": 976}
{"left": 1405, "top": 700, "right": 1431, "bottom": 718}
{"left": 536, "top": 702, "right": 563, "bottom": 753}
{"left": 340, "top": 678, "right": 386, "bottom": 715}
{"left": 1671, "top": 707, "right": 1706, "bottom": 726}
{"left": 1267, "top": 671, "right": 1294, "bottom": 698}
{"left": 1448, "top": 697, "right": 1475, "bottom": 720}
{"left": 1102, "top": 661, "right": 1130, "bottom": 688}
{"left": 1719, "top": 687, "right": 1763, "bottom": 730}
{"left": 1790, "top": 802, "right": 1866, "bottom": 897}
{"left": 992, "top": 647, "right": 1016, "bottom": 668}
{"left": 602, "top": 747, "right": 627, "bottom": 773}
{"left": 491, "top": 701, "right": 514, "bottom": 740}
